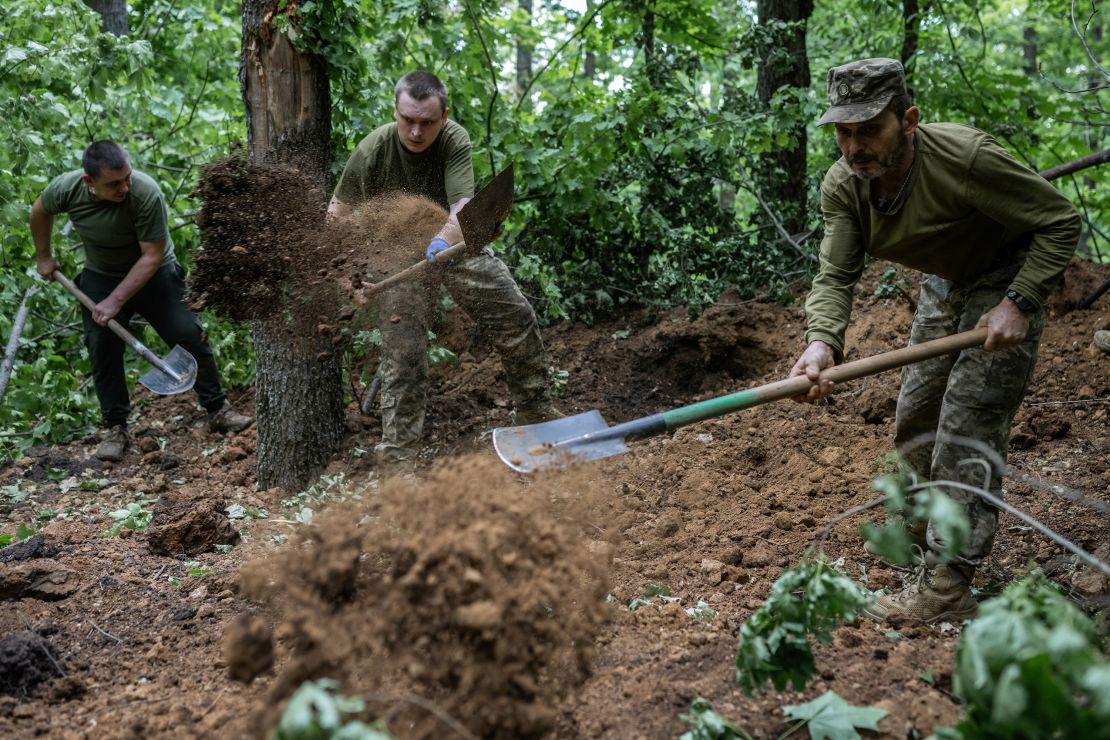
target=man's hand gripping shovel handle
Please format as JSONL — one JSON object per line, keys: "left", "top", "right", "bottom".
{"left": 51, "top": 269, "right": 187, "bottom": 383}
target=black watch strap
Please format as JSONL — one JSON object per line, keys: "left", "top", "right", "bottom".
{"left": 1006, "top": 289, "right": 1037, "bottom": 314}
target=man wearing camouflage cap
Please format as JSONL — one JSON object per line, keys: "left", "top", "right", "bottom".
{"left": 789, "top": 58, "right": 1080, "bottom": 622}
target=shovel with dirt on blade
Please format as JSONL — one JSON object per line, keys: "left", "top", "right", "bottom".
{"left": 51, "top": 269, "right": 197, "bottom": 395}
{"left": 493, "top": 327, "right": 989, "bottom": 473}
{"left": 348, "top": 163, "right": 515, "bottom": 307}
{"left": 348, "top": 165, "right": 514, "bottom": 414}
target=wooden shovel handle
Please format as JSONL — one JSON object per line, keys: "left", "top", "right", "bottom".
{"left": 52, "top": 269, "right": 182, "bottom": 380}
{"left": 360, "top": 241, "right": 469, "bottom": 301}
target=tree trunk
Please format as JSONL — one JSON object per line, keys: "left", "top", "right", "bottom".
{"left": 755, "top": 0, "right": 813, "bottom": 235}
{"left": 584, "top": 0, "right": 597, "bottom": 80}
{"left": 84, "top": 0, "right": 128, "bottom": 36}
{"left": 1022, "top": 25, "right": 1037, "bottom": 77}
{"left": 241, "top": 0, "right": 343, "bottom": 490}
{"left": 515, "top": 0, "right": 533, "bottom": 102}
{"left": 900, "top": 0, "right": 922, "bottom": 69}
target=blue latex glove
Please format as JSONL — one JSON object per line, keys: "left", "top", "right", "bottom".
{"left": 425, "top": 237, "right": 452, "bottom": 263}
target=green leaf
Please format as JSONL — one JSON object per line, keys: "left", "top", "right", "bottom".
{"left": 678, "top": 697, "right": 751, "bottom": 740}
{"left": 735, "top": 561, "right": 871, "bottom": 694}
{"left": 782, "top": 691, "right": 887, "bottom": 740}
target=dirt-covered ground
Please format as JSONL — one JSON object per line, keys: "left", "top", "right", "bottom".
{"left": 1, "top": 259, "right": 1108, "bottom": 739}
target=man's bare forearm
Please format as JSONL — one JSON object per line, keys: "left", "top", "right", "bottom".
{"left": 436, "top": 197, "right": 470, "bottom": 245}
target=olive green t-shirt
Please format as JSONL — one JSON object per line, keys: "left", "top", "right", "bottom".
{"left": 332, "top": 119, "right": 475, "bottom": 209}
{"left": 40, "top": 169, "right": 176, "bottom": 278}
{"left": 805, "top": 122, "right": 1080, "bottom": 355}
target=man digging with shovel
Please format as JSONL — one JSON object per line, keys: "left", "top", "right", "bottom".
{"left": 32, "top": 140, "right": 252, "bottom": 463}
{"left": 328, "top": 71, "right": 560, "bottom": 479}
{"left": 789, "top": 59, "right": 1080, "bottom": 622}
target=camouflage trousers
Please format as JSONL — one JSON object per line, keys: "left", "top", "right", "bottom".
{"left": 376, "top": 248, "right": 551, "bottom": 472}
{"left": 894, "top": 255, "right": 1044, "bottom": 568}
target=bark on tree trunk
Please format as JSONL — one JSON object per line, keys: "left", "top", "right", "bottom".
{"left": 756, "top": 0, "right": 813, "bottom": 235}
{"left": 515, "top": 0, "right": 533, "bottom": 103}
{"left": 584, "top": 0, "right": 597, "bottom": 80}
{"left": 84, "top": 0, "right": 128, "bottom": 36}
{"left": 241, "top": 0, "right": 343, "bottom": 490}
{"left": 900, "top": 0, "right": 923, "bottom": 71}
{"left": 1022, "top": 25, "right": 1037, "bottom": 77}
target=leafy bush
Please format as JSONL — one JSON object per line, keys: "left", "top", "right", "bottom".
{"left": 735, "top": 559, "right": 871, "bottom": 694}
{"left": 935, "top": 576, "right": 1110, "bottom": 738}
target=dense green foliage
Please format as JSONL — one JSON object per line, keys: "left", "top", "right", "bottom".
{"left": 0, "top": 0, "right": 249, "bottom": 455}
{"left": 734, "top": 559, "right": 871, "bottom": 694}
{"left": 936, "top": 575, "right": 1110, "bottom": 738}
{"left": 2, "top": 0, "right": 1107, "bottom": 454}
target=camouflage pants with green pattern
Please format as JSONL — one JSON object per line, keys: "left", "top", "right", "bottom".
{"left": 893, "top": 255, "right": 1044, "bottom": 568}
{"left": 376, "top": 248, "right": 551, "bottom": 472}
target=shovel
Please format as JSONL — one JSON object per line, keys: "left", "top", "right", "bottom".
{"left": 356, "top": 163, "right": 515, "bottom": 302}
{"left": 52, "top": 270, "right": 197, "bottom": 395}
{"left": 494, "top": 327, "right": 989, "bottom": 473}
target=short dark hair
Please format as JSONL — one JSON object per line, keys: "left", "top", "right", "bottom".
{"left": 394, "top": 71, "right": 448, "bottom": 112}
{"left": 886, "top": 92, "right": 913, "bottom": 121}
{"left": 83, "top": 140, "right": 129, "bottom": 178}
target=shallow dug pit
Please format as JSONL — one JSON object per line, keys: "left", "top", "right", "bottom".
{"left": 239, "top": 455, "right": 613, "bottom": 739}
{"left": 0, "top": 631, "right": 63, "bottom": 696}
{"left": 146, "top": 494, "right": 240, "bottom": 557}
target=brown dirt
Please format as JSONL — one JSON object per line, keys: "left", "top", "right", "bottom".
{"left": 191, "top": 158, "right": 446, "bottom": 333}
{"left": 0, "top": 259, "right": 1108, "bottom": 738}
{"left": 238, "top": 457, "right": 611, "bottom": 739}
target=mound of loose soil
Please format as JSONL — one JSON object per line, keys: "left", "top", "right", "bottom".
{"left": 240, "top": 456, "right": 612, "bottom": 739}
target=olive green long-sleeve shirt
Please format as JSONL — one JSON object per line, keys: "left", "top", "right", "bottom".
{"left": 805, "top": 122, "right": 1080, "bottom": 355}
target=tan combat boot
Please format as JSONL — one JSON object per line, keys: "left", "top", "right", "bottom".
{"left": 96, "top": 425, "right": 131, "bottom": 462}
{"left": 862, "top": 561, "right": 978, "bottom": 623}
{"left": 207, "top": 404, "right": 253, "bottom": 433}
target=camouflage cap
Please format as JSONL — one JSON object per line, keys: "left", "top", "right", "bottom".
{"left": 817, "top": 57, "right": 907, "bottom": 126}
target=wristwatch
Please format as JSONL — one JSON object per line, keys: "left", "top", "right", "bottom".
{"left": 1005, "top": 289, "right": 1037, "bottom": 314}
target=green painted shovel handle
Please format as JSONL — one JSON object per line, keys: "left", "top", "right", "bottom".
{"left": 660, "top": 327, "right": 989, "bottom": 430}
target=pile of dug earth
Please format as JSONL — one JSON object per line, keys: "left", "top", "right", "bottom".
{"left": 227, "top": 457, "right": 612, "bottom": 739}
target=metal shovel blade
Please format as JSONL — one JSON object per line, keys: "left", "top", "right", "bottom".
{"left": 458, "top": 163, "right": 514, "bottom": 254}
{"left": 493, "top": 410, "right": 628, "bottom": 473}
{"left": 138, "top": 344, "right": 197, "bottom": 395}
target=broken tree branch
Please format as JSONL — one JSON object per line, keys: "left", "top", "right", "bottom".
{"left": 1038, "top": 148, "right": 1110, "bottom": 181}
{"left": 0, "top": 284, "right": 42, "bottom": 404}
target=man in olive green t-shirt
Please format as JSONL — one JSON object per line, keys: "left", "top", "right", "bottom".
{"left": 788, "top": 59, "right": 1080, "bottom": 622}
{"left": 32, "top": 140, "right": 251, "bottom": 462}
{"left": 328, "top": 71, "right": 558, "bottom": 478}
